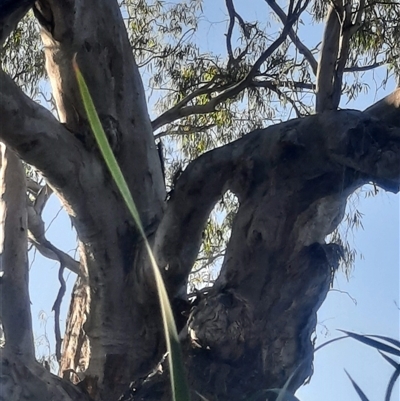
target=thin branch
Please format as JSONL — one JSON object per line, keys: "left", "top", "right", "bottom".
{"left": 250, "top": 77, "right": 304, "bottom": 116}
{"left": 251, "top": 78, "right": 315, "bottom": 91}
{"left": 52, "top": 260, "right": 66, "bottom": 362}
{"left": 264, "top": 0, "right": 318, "bottom": 75}
{"left": 155, "top": 124, "right": 217, "bottom": 140}
{"left": 270, "top": 85, "right": 302, "bottom": 117}
{"left": 225, "top": 0, "right": 249, "bottom": 65}
{"left": 344, "top": 58, "right": 396, "bottom": 73}
{"left": 345, "top": 63, "right": 386, "bottom": 73}
{"left": 27, "top": 203, "right": 83, "bottom": 276}
{"left": 136, "top": 28, "right": 195, "bottom": 68}
{"left": 329, "top": 288, "right": 357, "bottom": 305}
{"left": 225, "top": 0, "right": 236, "bottom": 61}
{"left": 190, "top": 253, "right": 225, "bottom": 275}
{"left": 26, "top": 177, "right": 42, "bottom": 194}
{"left": 34, "top": 183, "right": 53, "bottom": 214}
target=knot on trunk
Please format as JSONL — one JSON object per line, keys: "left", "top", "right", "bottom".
{"left": 187, "top": 287, "right": 254, "bottom": 361}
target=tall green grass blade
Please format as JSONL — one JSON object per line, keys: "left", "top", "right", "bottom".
{"left": 379, "top": 351, "right": 400, "bottom": 369}
{"left": 194, "top": 391, "right": 210, "bottom": 401}
{"left": 73, "top": 57, "right": 190, "bottom": 401}
{"left": 366, "top": 335, "right": 400, "bottom": 349}
{"left": 246, "top": 364, "right": 302, "bottom": 401}
{"left": 276, "top": 365, "right": 302, "bottom": 401}
{"left": 385, "top": 364, "right": 400, "bottom": 401}
{"left": 339, "top": 330, "right": 400, "bottom": 357}
{"left": 344, "top": 370, "right": 370, "bottom": 401}
{"left": 314, "top": 335, "right": 347, "bottom": 352}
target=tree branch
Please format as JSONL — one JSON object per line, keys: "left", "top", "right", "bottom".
{"left": 344, "top": 59, "right": 390, "bottom": 73}
{"left": 364, "top": 87, "right": 400, "bottom": 128}
{"left": 155, "top": 109, "right": 400, "bottom": 298}
{"left": 0, "top": 0, "right": 35, "bottom": 46}
{"left": 154, "top": 124, "right": 217, "bottom": 140}
{"left": 26, "top": 177, "right": 43, "bottom": 195}
{"left": 0, "top": 145, "right": 34, "bottom": 359}
{"left": 152, "top": 0, "right": 309, "bottom": 130}
{"left": 52, "top": 260, "right": 66, "bottom": 362}
{"left": 225, "top": 0, "right": 248, "bottom": 66}
{"left": 252, "top": 78, "right": 315, "bottom": 91}
{"left": 0, "top": 69, "right": 88, "bottom": 192}
{"left": 27, "top": 201, "right": 82, "bottom": 276}
{"left": 264, "top": 0, "right": 318, "bottom": 75}
{"left": 316, "top": 5, "right": 341, "bottom": 112}
{"left": 225, "top": 0, "right": 236, "bottom": 61}
{"left": 316, "top": 0, "right": 366, "bottom": 112}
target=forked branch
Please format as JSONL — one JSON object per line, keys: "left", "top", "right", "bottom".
{"left": 155, "top": 108, "right": 400, "bottom": 298}
{"left": 264, "top": 0, "right": 318, "bottom": 74}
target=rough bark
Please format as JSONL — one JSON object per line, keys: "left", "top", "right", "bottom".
{"left": 149, "top": 109, "right": 400, "bottom": 400}
{"left": 0, "top": 1, "right": 399, "bottom": 401}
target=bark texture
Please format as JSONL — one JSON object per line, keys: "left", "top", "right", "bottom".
{"left": 0, "top": 146, "right": 34, "bottom": 359}
{"left": 0, "top": 1, "right": 399, "bottom": 401}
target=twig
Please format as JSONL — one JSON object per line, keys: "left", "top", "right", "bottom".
{"left": 154, "top": 124, "right": 216, "bottom": 140}
{"left": 264, "top": 0, "right": 318, "bottom": 75}
{"left": 52, "top": 259, "right": 66, "bottom": 362}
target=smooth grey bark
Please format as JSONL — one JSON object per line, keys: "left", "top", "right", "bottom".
{"left": 0, "top": 147, "right": 87, "bottom": 400}
{"left": 0, "top": 1, "right": 399, "bottom": 401}
{"left": 1, "top": 0, "right": 165, "bottom": 398}
{"left": 0, "top": 145, "right": 34, "bottom": 359}
{"left": 315, "top": 0, "right": 365, "bottom": 113}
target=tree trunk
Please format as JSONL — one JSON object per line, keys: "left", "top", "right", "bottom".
{"left": 0, "top": 1, "right": 399, "bottom": 401}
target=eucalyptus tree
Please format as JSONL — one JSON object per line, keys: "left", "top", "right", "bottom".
{"left": 0, "top": 0, "right": 399, "bottom": 400}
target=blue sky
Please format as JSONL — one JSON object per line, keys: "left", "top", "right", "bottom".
{"left": 28, "top": 0, "right": 399, "bottom": 399}
{"left": 297, "top": 190, "right": 399, "bottom": 400}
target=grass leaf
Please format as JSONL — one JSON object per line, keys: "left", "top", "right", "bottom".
{"left": 339, "top": 330, "right": 400, "bottom": 357}
{"left": 344, "top": 370, "right": 370, "bottom": 401}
